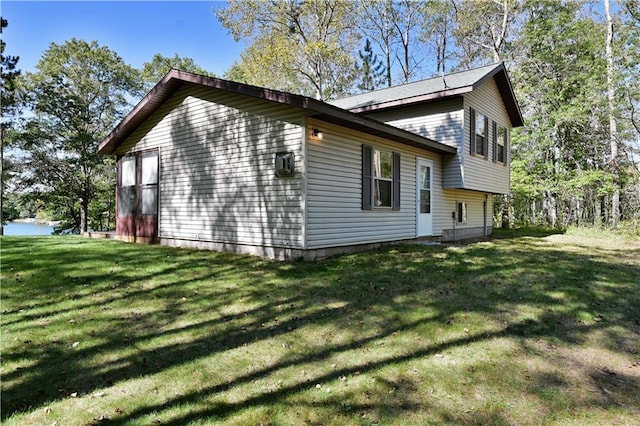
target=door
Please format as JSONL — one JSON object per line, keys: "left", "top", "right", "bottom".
{"left": 416, "top": 158, "right": 433, "bottom": 236}
{"left": 117, "top": 150, "right": 159, "bottom": 241}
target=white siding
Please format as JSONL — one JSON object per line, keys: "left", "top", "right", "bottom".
{"left": 115, "top": 84, "right": 306, "bottom": 249}
{"left": 367, "top": 98, "right": 464, "bottom": 148}
{"left": 366, "top": 98, "right": 465, "bottom": 188}
{"left": 439, "top": 189, "right": 493, "bottom": 234}
{"left": 306, "top": 119, "right": 448, "bottom": 249}
{"left": 463, "top": 78, "right": 511, "bottom": 194}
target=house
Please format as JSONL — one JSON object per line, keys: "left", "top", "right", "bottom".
{"left": 97, "top": 62, "right": 523, "bottom": 260}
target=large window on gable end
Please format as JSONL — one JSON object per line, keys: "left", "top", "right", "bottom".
{"left": 362, "top": 145, "right": 400, "bottom": 211}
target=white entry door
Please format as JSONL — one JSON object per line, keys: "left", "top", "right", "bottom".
{"left": 416, "top": 158, "right": 433, "bottom": 236}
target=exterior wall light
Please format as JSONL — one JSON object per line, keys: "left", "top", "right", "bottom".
{"left": 311, "top": 128, "right": 323, "bottom": 140}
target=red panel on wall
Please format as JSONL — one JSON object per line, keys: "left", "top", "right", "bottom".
{"left": 136, "top": 216, "right": 157, "bottom": 239}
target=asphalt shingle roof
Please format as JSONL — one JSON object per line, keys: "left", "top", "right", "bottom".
{"left": 328, "top": 63, "right": 522, "bottom": 125}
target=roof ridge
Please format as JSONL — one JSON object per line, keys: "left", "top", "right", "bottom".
{"left": 333, "top": 62, "right": 503, "bottom": 102}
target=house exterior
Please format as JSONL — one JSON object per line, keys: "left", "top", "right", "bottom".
{"left": 98, "top": 63, "right": 523, "bottom": 260}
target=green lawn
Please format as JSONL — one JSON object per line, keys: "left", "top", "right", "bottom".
{"left": 1, "top": 230, "right": 639, "bottom": 425}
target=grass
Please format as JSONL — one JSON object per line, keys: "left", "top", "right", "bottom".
{"left": 1, "top": 230, "right": 639, "bottom": 425}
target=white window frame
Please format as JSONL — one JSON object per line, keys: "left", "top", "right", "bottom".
{"left": 373, "top": 149, "right": 393, "bottom": 208}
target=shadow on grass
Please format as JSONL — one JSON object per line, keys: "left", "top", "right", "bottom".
{"left": 1, "top": 234, "right": 638, "bottom": 424}
{"left": 490, "top": 225, "right": 566, "bottom": 240}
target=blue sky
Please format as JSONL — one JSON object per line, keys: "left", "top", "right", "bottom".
{"left": 1, "top": 1, "right": 244, "bottom": 76}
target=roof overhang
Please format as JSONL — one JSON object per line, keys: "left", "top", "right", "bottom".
{"left": 344, "top": 63, "right": 524, "bottom": 128}
{"left": 98, "top": 70, "right": 456, "bottom": 156}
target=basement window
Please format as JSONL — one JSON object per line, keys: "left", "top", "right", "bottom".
{"left": 457, "top": 202, "right": 467, "bottom": 224}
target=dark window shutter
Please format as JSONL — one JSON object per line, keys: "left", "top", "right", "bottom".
{"left": 492, "top": 121, "right": 498, "bottom": 163}
{"left": 392, "top": 152, "right": 401, "bottom": 211}
{"left": 469, "top": 108, "right": 476, "bottom": 155}
{"left": 362, "top": 144, "right": 373, "bottom": 210}
{"left": 484, "top": 116, "right": 489, "bottom": 159}
{"left": 504, "top": 128, "right": 509, "bottom": 166}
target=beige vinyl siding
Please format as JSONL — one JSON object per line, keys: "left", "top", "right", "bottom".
{"left": 463, "top": 78, "right": 511, "bottom": 194}
{"left": 439, "top": 189, "right": 492, "bottom": 231}
{"left": 306, "top": 119, "right": 446, "bottom": 248}
{"left": 115, "top": 84, "right": 306, "bottom": 249}
{"left": 366, "top": 98, "right": 464, "bottom": 189}
{"left": 367, "top": 98, "right": 464, "bottom": 148}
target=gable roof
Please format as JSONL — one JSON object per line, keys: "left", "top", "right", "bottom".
{"left": 329, "top": 63, "right": 524, "bottom": 127}
{"left": 98, "top": 70, "right": 456, "bottom": 156}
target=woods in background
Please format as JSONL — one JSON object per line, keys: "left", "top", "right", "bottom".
{"left": 2, "top": 1, "right": 639, "bottom": 234}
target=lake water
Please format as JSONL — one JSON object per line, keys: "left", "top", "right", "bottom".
{"left": 3, "top": 222, "right": 56, "bottom": 236}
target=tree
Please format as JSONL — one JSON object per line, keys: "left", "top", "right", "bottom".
{"left": 421, "top": 0, "right": 456, "bottom": 76}
{"left": 216, "top": 0, "right": 360, "bottom": 100}
{"left": 1, "top": 17, "right": 20, "bottom": 235}
{"left": 390, "top": 0, "right": 427, "bottom": 83}
{"left": 509, "top": 1, "right": 610, "bottom": 228}
{"left": 357, "top": 38, "right": 386, "bottom": 92}
{"left": 605, "top": 0, "right": 620, "bottom": 228}
{"left": 223, "top": 61, "right": 249, "bottom": 84}
{"left": 357, "top": 0, "right": 395, "bottom": 87}
{"left": 139, "top": 53, "right": 213, "bottom": 92}
{"left": 15, "top": 39, "right": 140, "bottom": 233}
{"left": 452, "top": 0, "right": 520, "bottom": 67}
{"left": 618, "top": 0, "right": 640, "bottom": 230}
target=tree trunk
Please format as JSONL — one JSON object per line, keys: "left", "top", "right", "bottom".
{"left": 501, "top": 194, "right": 510, "bottom": 229}
{"left": 605, "top": 0, "right": 620, "bottom": 228}
{"left": 81, "top": 197, "right": 88, "bottom": 233}
{"left": 543, "top": 190, "right": 557, "bottom": 227}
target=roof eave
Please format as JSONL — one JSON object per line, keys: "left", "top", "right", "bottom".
{"left": 345, "top": 63, "right": 525, "bottom": 128}
{"left": 469, "top": 63, "right": 524, "bottom": 127}
{"left": 346, "top": 87, "right": 473, "bottom": 114}
{"left": 491, "top": 66, "right": 525, "bottom": 128}
{"left": 98, "top": 69, "right": 456, "bottom": 156}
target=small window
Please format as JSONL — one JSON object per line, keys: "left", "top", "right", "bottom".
{"left": 117, "top": 186, "right": 136, "bottom": 216}
{"left": 362, "top": 145, "right": 400, "bottom": 211}
{"left": 475, "top": 112, "right": 487, "bottom": 156}
{"left": 457, "top": 202, "right": 467, "bottom": 224}
{"left": 118, "top": 156, "right": 136, "bottom": 216}
{"left": 121, "top": 156, "right": 136, "bottom": 187}
{"left": 497, "top": 126, "right": 506, "bottom": 163}
{"left": 373, "top": 150, "right": 393, "bottom": 207}
{"left": 140, "top": 186, "right": 158, "bottom": 215}
{"left": 469, "top": 108, "right": 488, "bottom": 158}
{"left": 141, "top": 152, "right": 159, "bottom": 185}
{"left": 419, "top": 165, "right": 431, "bottom": 214}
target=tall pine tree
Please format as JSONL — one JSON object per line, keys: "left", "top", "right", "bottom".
{"left": 357, "top": 38, "right": 385, "bottom": 92}
{"left": 1, "top": 17, "right": 21, "bottom": 235}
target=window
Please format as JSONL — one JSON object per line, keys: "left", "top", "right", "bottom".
{"left": 374, "top": 150, "right": 392, "bottom": 207}
{"left": 419, "top": 165, "right": 431, "bottom": 214}
{"left": 362, "top": 145, "right": 400, "bottom": 211}
{"left": 117, "top": 150, "right": 159, "bottom": 217}
{"left": 497, "top": 126, "right": 506, "bottom": 163}
{"left": 118, "top": 156, "right": 136, "bottom": 216}
{"left": 469, "top": 108, "right": 488, "bottom": 158}
{"left": 457, "top": 202, "right": 467, "bottom": 224}
{"left": 140, "top": 151, "right": 159, "bottom": 215}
